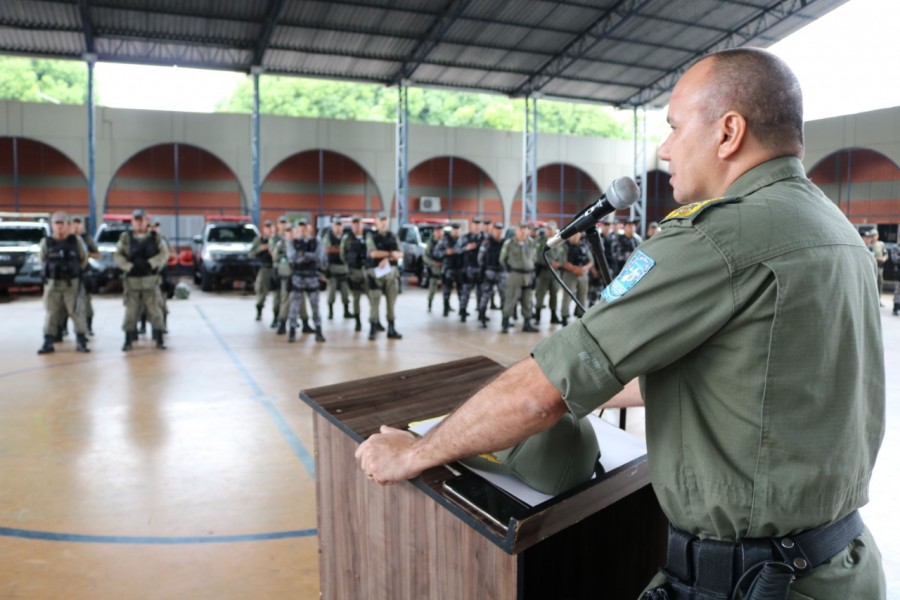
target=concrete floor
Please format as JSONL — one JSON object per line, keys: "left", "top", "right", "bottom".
{"left": 0, "top": 283, "right": 896, "bottom": 598}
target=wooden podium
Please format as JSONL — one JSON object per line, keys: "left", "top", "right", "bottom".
{"left": 300, "top": 356, "right": 667, "bottom": 600}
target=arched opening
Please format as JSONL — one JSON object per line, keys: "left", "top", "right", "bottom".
{"left": 510, "top": 164, "right": 601, "bottom": 224}
{"left": 408, "top": 157, "right": 502, "bottom": 223}
{"left": 0, "top": 137, "right": 87, "bottom": 217}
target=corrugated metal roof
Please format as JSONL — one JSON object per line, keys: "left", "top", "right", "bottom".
{"left": 0, "top": 0, "right": 850, "bottom": 108}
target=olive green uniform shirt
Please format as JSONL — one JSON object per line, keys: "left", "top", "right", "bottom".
{"left": 532, "top": 157, "right": 885, "bottom": 594}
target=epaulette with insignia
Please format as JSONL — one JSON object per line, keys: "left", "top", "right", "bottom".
{"left": 661, "top": 196, "right": 740, "bottom": 223}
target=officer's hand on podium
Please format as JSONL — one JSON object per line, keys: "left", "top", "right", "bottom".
{"left": 355, "top": 425, "right": 422, "bottom": 485}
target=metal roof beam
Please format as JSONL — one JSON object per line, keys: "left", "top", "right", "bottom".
{"left": 621, "top": 0, "right": 825, "bottom": 108}
{"left": 251, "top": 0, "right": 287, "bottom": 67}
{"left": 510, "top": 0, "right": 655, "bottom": 97}
{"left": 388, "top": 0, "right": 473, "bottom": 85}
{"left": 78, "top": 0, "right": 95, "bottom": 54}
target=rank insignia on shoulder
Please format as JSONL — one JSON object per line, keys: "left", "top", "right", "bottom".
{"left": 601, "top": 250, "right": 655, "bottom": 303}
{"left": 662, "top": 196, "right": 739, "bottom": 222}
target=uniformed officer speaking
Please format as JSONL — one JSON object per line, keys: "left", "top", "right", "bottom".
{"left": 356, "top": 48, "right": 886, "bottom": 599}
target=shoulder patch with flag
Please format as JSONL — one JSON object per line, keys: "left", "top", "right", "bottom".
{"left": 601, "top": 250, "right": 655, "bottom": 303}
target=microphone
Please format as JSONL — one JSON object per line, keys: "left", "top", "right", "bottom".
{"left": 546, "top": 176, "right": 640, "bottom": 249}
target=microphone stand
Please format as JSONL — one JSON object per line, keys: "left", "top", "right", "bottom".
{"left": 542, "top": 227, "right": 612, "bottom": 318}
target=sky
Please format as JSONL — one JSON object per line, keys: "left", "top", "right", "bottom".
{"left": 94, "top": 0, "right": 900, "bottom": 122}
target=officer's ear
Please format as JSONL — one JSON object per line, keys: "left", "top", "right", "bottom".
{"left": 716, "top": 110, "right": 746, "bottom": 160}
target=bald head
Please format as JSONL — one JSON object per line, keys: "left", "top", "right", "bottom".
{"left": 702, "top": 48, "right": 804, "bottom": 157}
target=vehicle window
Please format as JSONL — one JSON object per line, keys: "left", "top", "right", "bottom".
{"left": 96, "top": 228, "right": 127, "bottom": 243}
{"left": 0, "top": 227, "right": 46, "bottom": 245}
{"left": 208, "top": 226, "right": 257, "bottom": 243}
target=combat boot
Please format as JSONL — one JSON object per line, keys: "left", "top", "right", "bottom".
{"left": 428, "top": 298, "right": 433, "bottom": 312}
{"left": 37, "top": 335, "right": 55, "bottom": 354}
{"left": 501, "top": 317, "right": 510, "bottom": 334}
{"left": 894, "top": 303, "right": 899, "bottom": 316}
{"left": 255, "top": 305, "right": 263, "bottom": 321}
{"left": 75, "top": 333, "right": 90, "bottom": 353}
{"left": 288, "top": 326, "right": 296, "bottom": 343}
{"left": 561, "top": 317, "right": 569, "bottom": 327}
{"left": 368, "top": 322, "right": 378, "bottom": 341}
{"left": 276, "top": 320, "right": 286, "bottom": 335}
{"left": 375, "top": 321, "right": 385, "bottom": 332}
{"left": 460, "top": 309, "right": 468, "bottom": 323}
{"left": 122, "top": 332, "right": 134, "bottom": 351}
{"left": 154, "top": 330, "right": 166, "bottom": 350}
{"left": 354, "top": 314, "right": 362, "bottom": 332}
{"left": 87, "top": 316, "right": 94, "bottom": 336}
{"left": 550, "top": 311, "right": 561, "bottom": 324}
{"left": 302, "top": 319, "right": 315, "bottom": 334}
{"left": 478, "top": 309, "right": 488, "bottom": 328}
{"left": 522, "top": 319, "right": 539, "bottom": 333}
{"left": 534, "top": 309, "right": 541, "bottom": 324}
{"left": 328, "top": 304, "right": 334, "bottom": 320}
{"left": 138, "top": 317, "right": 147, "bottom": 335}
{"left": 315, "top": 326, "right": 326, "bottom": 342}
{"left": 343, "top": 303, "right": 353, "bottom": 319}
{"left": 387, "top": 321, "right": 402, "bottom": 340}
{"left": 443, "top": 300, "right": 451, "bottom": 317}
{"left": 270, "top": 315, "right": 279, "bottom": 329}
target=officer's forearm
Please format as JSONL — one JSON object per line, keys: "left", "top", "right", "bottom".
{"left": 409, "top": 358, "right": 567, "bottom": 470}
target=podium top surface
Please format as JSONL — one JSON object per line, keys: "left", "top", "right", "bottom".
{"left": 300, "top": 355, "right": 652, "bottom": 553}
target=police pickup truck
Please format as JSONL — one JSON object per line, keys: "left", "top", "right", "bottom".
{"left": 0, "top": 212, "right": 51, "bottom": 293}
{"left": 192, "top": 216, "right": 260, "bottom": 291}
{"left": 90, "top": 214, "right": 133, "bottom": 291}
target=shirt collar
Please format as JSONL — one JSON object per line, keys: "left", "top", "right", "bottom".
{"left": 725, "top": 156, "right": 806, "bottom": 199}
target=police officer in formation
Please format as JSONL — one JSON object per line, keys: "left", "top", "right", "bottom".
{"left": 476, "top": 221, "right": 506, "bottom": 328}
{"left": 499, "top": 222, "right": 538, "bottom": 334}
{"left": 611, "top": 218, "right": 642, "bottom": 269}
{"left": 435, "top": 223, "right": 462, "bottom": 316}
{"left": 365, "top": 213, "right": 402, "bottom": 341}
{"left": 340, "top": 216, "right": 370, "bottom": 332}
{"left": 533, "top": 220, "right": 564, "bottom": 325}
{"left": 269, "top": 216, "right": 288, "bottom": 329}
{"left": 423, "top": 225, "right": 445, "bottom": 313}
{"left": 323, "top": 216, "right": 352, "bottom": 320}
{"left": 286, "top": 219, "right": 325, "bottom": 343}
{"left": 250, "top": 219, "right": 274, "bottom": 322}
{"left": 150, "top": 219, "right": 174, "bottom": 332}
{"left": 37, "top": 211, "right": 90, "bottom": 354}
{"left": 70, "top": 215, "right": 99, "bottom": 336}
{"left": 559, "top": 231, "right": 592, "bottom": 326}
{"left": 457, "top": 217, "right": 484, "bottom": 322}
{"left": 115, "top": 208, "right": 168, "bottom": 351}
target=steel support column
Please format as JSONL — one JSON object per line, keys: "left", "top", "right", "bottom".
{"left": 85, "top": 53, "right": 97, "bottom": 229}
{"left": 396, "top": 84, "right": 409, "bottom": 226}
{"left": 522, "top": 96, "right": 538, "bottom": 222}
{"left": 251, "top": 66, "right": 263, "bottom": 225}
{"left": 632, "top": 107, "right": 648, "bottom": 236}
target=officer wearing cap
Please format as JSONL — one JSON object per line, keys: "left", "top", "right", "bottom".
{"left": 340, "top": 216, "right": 370, "bottom": 331}
{"left": 286, "top": 219, "right": 325, "bottom": 342}
{"left": 559, "top": 230, "right": 592, "bottom": 326}
{"left": 611, "top": 217, "right": 642, "bottom": 271}
{"left": 365, "top": 212, "right": 403, "bottom": 340}
{"left": 356, "top": 48, "right": 885, "bottom": 598}
{"left": 114, "top": 208, "right": 169, "bottom": 350}
{"left": 37, "top": 211, "right": 90, "bottom": 354}
{"left": 499, "top": 222, "right": 539, "bottom": 334}
{"left": 422, "top": 225, "right": 445, "bottom": 312}
{"left": 323, "top": 215, "right": 352, "bottom": 320}
{"left": 476, "top": 221, "right": 506, "bottom": 328}
{"left": 533, "top": 220, "right": 565, "bottom": 325}
{"left": 250, "top": 219, "right": 274, "bottom": 321}
{"left": 457, "top": 217, "right": 484, "bottom": 323}
{"left": 434, "top": 223, "right": 462, "bottom": 316}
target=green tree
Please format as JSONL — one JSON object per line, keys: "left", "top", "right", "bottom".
{"left": 0, "top": 57, "right": 88, "bottom": 104}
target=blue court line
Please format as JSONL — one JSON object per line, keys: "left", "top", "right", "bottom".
{"left": 0, "top": 526, "right": 317, "bottom": 545}
{"left": 195, "top": 305, "right": 316, "bottom": 479}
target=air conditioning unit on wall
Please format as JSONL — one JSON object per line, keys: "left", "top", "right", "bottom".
{"left": 419, "top": 196, "right": 441, "bottom": 213}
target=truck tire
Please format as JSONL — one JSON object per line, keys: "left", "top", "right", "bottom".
{"left": 200, "top": 267, "right": 215, "bottom": 292}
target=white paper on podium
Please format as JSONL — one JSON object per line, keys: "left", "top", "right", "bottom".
{"left": 408, "top": 414, "right": 647, "bottom": 507}
{"left": 374, "top": 263, "right": 392, "bottom": 278}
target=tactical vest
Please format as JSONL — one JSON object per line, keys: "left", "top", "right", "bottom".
{"left": 343, "top": 234, "right": 366, "bottom": 269}
{"left": 255, "top": 235, "right": 273, "bottom": 267}
{"left": 482, "top": 237, "right": 504, "bottom": 269}
{"left": 366, "top": 231, "right": 398, "bottom": 268}
{"left": 460, "top": 232, "right": 481, "bottom": 268}
{"left": 326, "top": 229, "right": 345, "bottom": 265}
{"left": 567, "top": 240, "right": 591, "bottom": 266}
{"left": 127, "top": 231, "right": 160, "bottom": 277}
{"left": 44, "top": 235, "right": 81, "bottom": 280}
{"left": 290, "top": 237, "right": 319, "bottom": 277}
{"left": 441, "top": 236, "right": 464, "bottom": 270}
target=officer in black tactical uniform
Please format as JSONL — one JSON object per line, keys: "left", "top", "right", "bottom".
{"left": 286, "top": 219, "right": 325, "bottom": 343}
{"left": 340, "top": 216, "right": 370, "bottom": 332}
{"left": 612, "top": 218, "right": 642, "bottom": 270}
{"left": 476, "top": 222, "right": 506, "bottom": 328}
{"left": 434, "top": 223, "right": 463, "bottom": 317}
{"left": 457, "top": 217, "right": 483, "bottom": 323}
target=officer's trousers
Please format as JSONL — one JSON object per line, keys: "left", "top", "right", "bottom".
{"left": 368, "top": 268, "right": 399, "bottom": 322}
{"left": 503, "top": 271, "right": 534, "bottom": 319}
{"left": 478, "top": 269, "right": 506, "bottom": 312}
{"left": 534, "top": 268, "right": 560, "bottom": 313}
{"left": 327, "top": 265, "right": 350, "bottom": 307}
{"left": 123, "top": 275, "right": 164, "bottom": 333}
{"left": 43, "top": 278, "right": 87, "bottom": 336}
{"left": 347, "top": 268, "right": 369, "bottom": 316}
{"left": 254, "top": 266, "right": 272, "bottom": 309}
{"left": 560, "top": 271, "right": 589, "bottom": 318}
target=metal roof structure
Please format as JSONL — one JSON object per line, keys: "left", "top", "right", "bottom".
{"left": 0, "top": 0, "right": 849, "bottom": 109}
